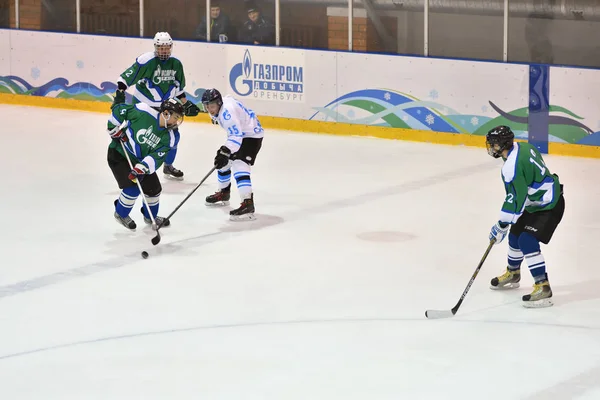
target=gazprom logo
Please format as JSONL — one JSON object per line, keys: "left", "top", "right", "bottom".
{"left": 243, "top": 50, "right": 252, "bottom": 78}
{"left": 229, "top": 49, "right": 304, "bottom": 102}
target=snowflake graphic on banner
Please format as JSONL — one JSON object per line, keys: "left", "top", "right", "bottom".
{"left": 76, "top": 60, "right": 84, "bottom": 69}
{"left": 384, "top": 92, "right": 391, "bottom": 101}
{"left": 429, "top": 89, "right": 439, "bottom": 100}
{"left": 31, "top": 67, "right": 40, "bottom": 80}
{"left": 425, "top": 114, "right": 435, "bottom": 125}
{"left": 471, "top": 117, "right": 479, "bottom": 126}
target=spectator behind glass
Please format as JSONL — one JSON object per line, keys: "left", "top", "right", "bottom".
{"left": 238, "top": 2, "right": 275, "bottom": 46}
{"left": 195, "top": 1, "right": 234, "bottom": 43}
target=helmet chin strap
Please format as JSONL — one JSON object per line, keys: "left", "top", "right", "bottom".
{"left": 161, "top": 111, "right": 182, "bottom": 128}
{"left": 161, "top": 112, "right": 170, "bottom": 127}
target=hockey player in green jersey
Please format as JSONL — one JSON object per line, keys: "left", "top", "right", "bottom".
{"left": 112, "top": 32, "right": 201, "bottom": 181}
{"left": 486, "top": 125, "right": 565, "bottom": 308}
{"left": 107, "top": 98, "right": 185, "bottom": 230}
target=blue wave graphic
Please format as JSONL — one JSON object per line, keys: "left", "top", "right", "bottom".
{"left": 576, "top": 131, "right": 600, "bottom": 146}
{"left": 311, "top": 89, "right": 466, "bottom": 133}
{"left": 1, "top": 76, "right": 118, "bottom": 99}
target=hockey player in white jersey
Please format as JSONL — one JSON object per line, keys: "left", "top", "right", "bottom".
{"left": 201, "top": 88, "right": 264, "bottom": 221}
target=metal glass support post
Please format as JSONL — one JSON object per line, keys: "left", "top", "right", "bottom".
{"left": 503, "top": 0, "right": 509, "bottom": 61}
{"left": 15, "top": 0, "right": 19, "bottom": 29}
{"left": 76, "top": 0, "right": 81, "bottom": 33}
{"left": 140, "top": 0, "right": 144, "bottom": 37}
{"left": 276, "top": 0, "right": 280, "bottom": 46}
{"left": 348, "top": 0, "right": 353, "bottom": 51}
{"left": 206, "top": 0, "right": 211, "bottom": 41}
{"left": 424, "top": 0, "right": 429, "bottom": 56}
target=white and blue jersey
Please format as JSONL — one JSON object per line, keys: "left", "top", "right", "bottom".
{"left": 216, "top": 95, "right": 264, "bottom": 153}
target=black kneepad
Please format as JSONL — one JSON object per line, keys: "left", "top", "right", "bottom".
{"left": 141, "top": 173, "right": 162, "bottom": 197}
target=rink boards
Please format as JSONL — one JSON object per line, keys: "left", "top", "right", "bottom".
{"left": 1, "top": 29, "right": 599, "bottom": 158}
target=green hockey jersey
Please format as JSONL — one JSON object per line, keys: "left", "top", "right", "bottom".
{"left": 119, "top": 52, "right": 186, "bottom": 108}
{"left": 499, "top": 142, "right": 562, "bottom": 224}
{"left": 108, "top": 103, "right": 176, "bottom": 174}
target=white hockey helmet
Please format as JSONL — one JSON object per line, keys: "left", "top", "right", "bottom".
{"left": 153, "top": 32, "right": 173, "bottom": 61}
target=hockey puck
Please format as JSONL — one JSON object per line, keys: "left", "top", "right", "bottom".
{"left": 141, "top": 251, "right": 149, "bottom": 259}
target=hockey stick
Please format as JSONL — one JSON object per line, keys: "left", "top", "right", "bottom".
{"left": 425, "top": 238, "right": 496, "bottom": 319}
{"left": 119, "top": 140, "right": 159, "bottom": 232}
{"left": 151, "top": 166, "right": 216, "bottom": 246}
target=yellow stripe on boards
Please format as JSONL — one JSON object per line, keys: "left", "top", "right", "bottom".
{"left": 1, "top": 93, "right": 598, "bottom": 158}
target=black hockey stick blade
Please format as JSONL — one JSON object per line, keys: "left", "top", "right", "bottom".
{"left": 425, "top": 239, "right": 496, "bottom": 319}
{"left": 151, "top": 230, "right": 161, "bottom": 245}
{"left": 424, "top": 309, "right": 456, "bottom": 319}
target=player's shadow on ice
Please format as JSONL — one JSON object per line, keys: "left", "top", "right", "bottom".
{"left": 138, "top": 214, "right": 284, "bottom": 258}
{"left": 551, "top": 279, "right": 600, "bottom": 306}
{"left": 106, "top": 180, "right": 201, "bottom": 197}
{"left": 103, "top": 214, "right": 284, "bottom": 258}
{"left": 488, "top": 278, "right": 600, "bottom": 309}
{"left": 218, "top": 214, "right": 284, "bottom": 233}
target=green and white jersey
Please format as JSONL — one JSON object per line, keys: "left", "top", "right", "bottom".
{"left": 108, "top": 103, "right": 176, "bottom": 174}
{"left": 499, "top": 142, "right": 561, "bottom": 224}
{"left": 118, "top": 52, "right": 186, "bottom": 108}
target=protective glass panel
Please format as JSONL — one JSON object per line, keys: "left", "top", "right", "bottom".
{"left": 508, "top": 0, "right": 600, "bottom": 67}
{"left": 347, "top": 1, "right": 425, "bottom": 56}
{"left": 14, "top": 0, "right": 75, "bottom": 31}
{"left": 189, "top": 0, "right": 275, "bottom": 45}
{"left": 281, "top": 0, "right": 328, "bottom": 49}
{"left": 1, "top": 0, "right": 11, "bottom": 28}
{"left": 144, "top": 0, "right": 203, "bottom": 41}
{"left": 80, "top": 0, "right": 139, "bottom": 37}
{"left": 40, "top": 0, "right": 76, "bottom": 32}
{"left": 429, "top": 7, "right": 503, "bottom": 61}
{"left": 326, "top": 1, "right": 349, "bottom": 51}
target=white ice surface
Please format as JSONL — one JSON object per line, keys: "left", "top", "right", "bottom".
{"left": 1, "top": 105, "right": 600, "bottom": 399}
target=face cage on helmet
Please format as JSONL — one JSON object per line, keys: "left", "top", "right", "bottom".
{"left": 486, "top": 141, "right": 501, "bottom": 158}
{"left": 486, "top": 138, "right": 511, "bottom": 158}
{"left": 155, "top": 44, "right": 172, "bottom": 61}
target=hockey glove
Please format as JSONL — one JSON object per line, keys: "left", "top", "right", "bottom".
{"left": 489, "top": 221, "right": 509, "bottom": 244}
{"left": 112, "top": 89, "right": 126, "bottom": 109}
{"left": 214, "top": 146, "right": 231, "bottom": 169}
{"left": 108, "top": 124, "right": 128, "bottom": 142}
{"left": 183, "top": 101, "right": 201, "bottom": 117}
{"left": 128, "top": 163, "right": 149, "bottom": 182}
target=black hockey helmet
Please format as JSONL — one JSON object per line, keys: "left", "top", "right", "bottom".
{"left": 160, "top": 98, "right": 185, "bottom": 116}
{"left": 486, "top": 125, "right": 515, "bottom": 158}
{"left": 160, "top": 98, "right": 185, "bottom": 127}
{"left": 202, "top": 89, "right": 223, "bottom": 107}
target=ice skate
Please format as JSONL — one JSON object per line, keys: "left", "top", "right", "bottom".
{"left": 490, "top": 267, "right": 521, "bottom": 290}
{"left": 140, "top": 207, "right": 171, "bottom": 230}
{"left": 114, "top": 212, "right": 136, "bottom": 230}
{"left": 205, "top": 184, "right": 231, "bottom": 206}
{"left": 113, "top": 200, "right": 136, "bottom": 230}
{"left": 229, "top": 194, "right": 256, "bottom": 221}
{"left": 163, "top": 164, "right": 184, "bottom": 181}
{"left": 522, "top": 277, "right": 553, "bottom": 308}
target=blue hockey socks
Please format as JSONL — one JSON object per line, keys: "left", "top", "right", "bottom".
{"left": 518, "top": 232, "right": 547, "bottom": 282}
{"left": 116, "top": 186, "right": 140, "bottom": 218}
